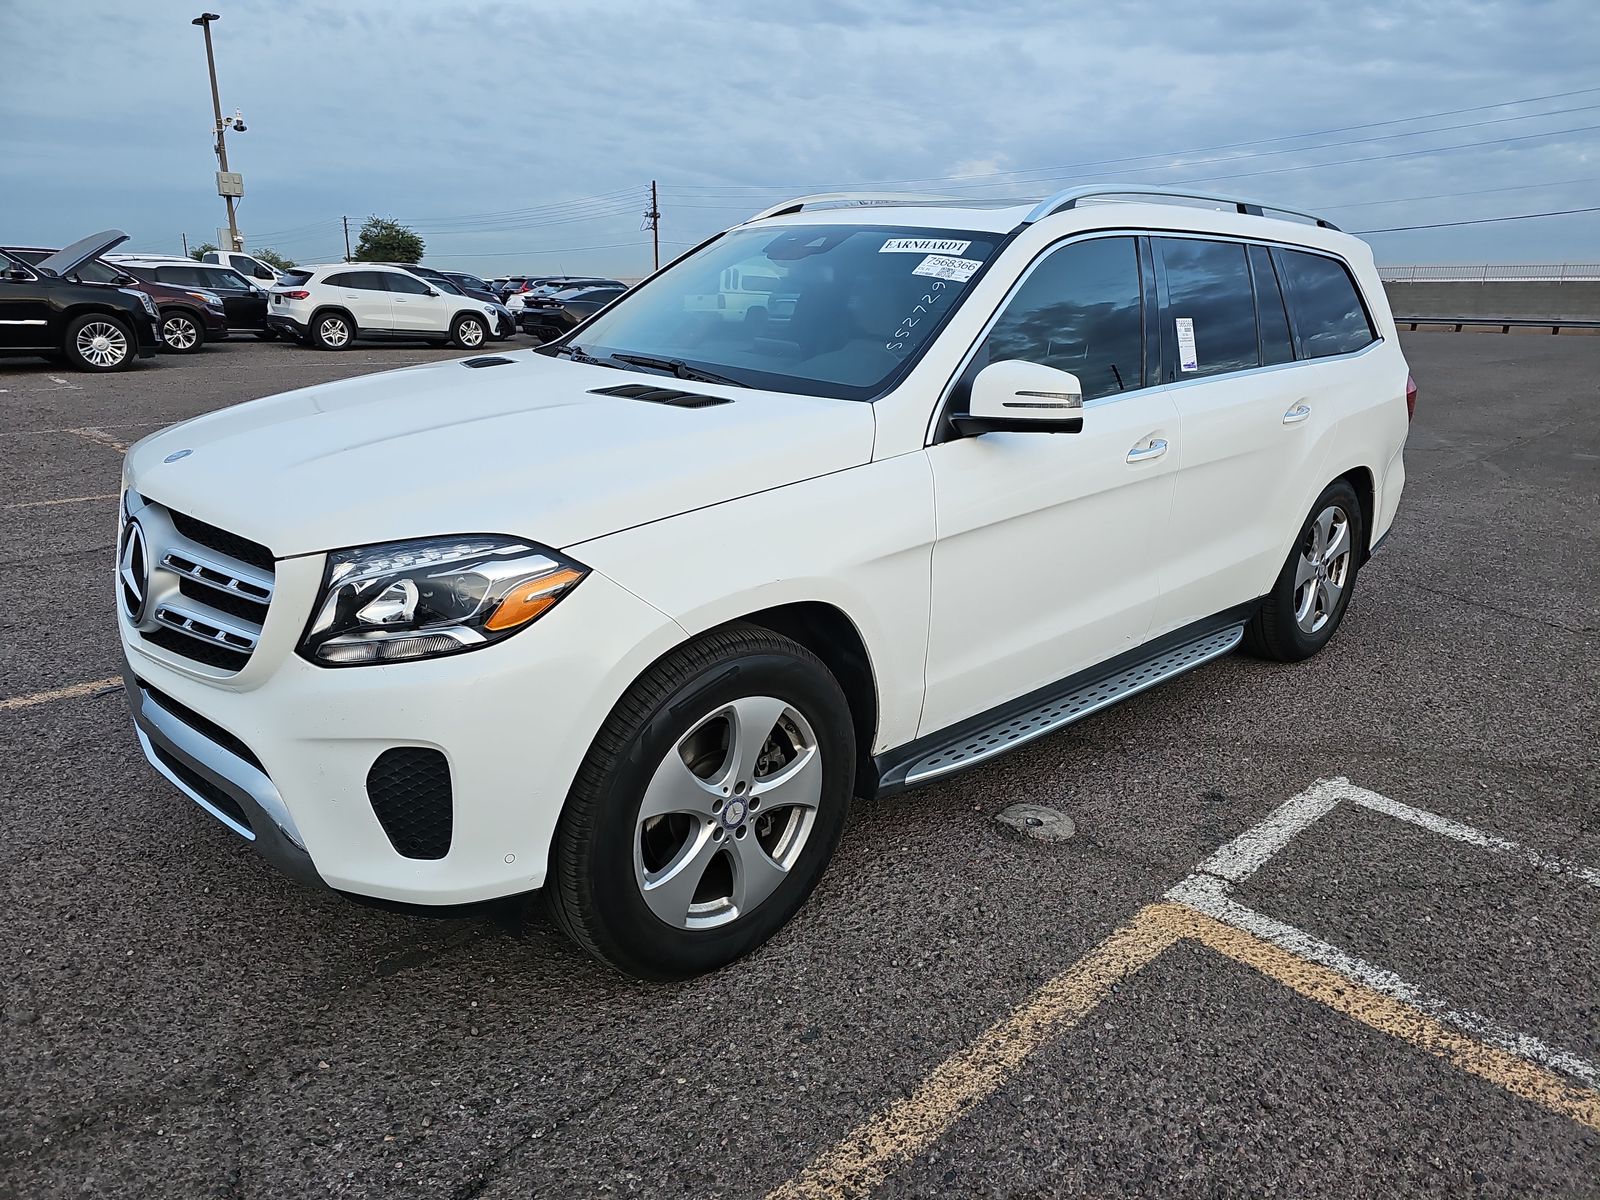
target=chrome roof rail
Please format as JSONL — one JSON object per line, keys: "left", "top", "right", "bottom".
{"left": 1021, "top": 186, "right": 1340, "bottom": 231}
{"left": 744, "top": 192, "right": 989, "bottom": 223}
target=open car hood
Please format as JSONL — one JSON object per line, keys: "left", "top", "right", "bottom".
{"left": 35, "top": 230, "right": 129, "bottom": 277}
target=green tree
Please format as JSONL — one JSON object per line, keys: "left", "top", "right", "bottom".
{"left": 253, "top": 247, "right": 297, "bottom": 271}
{"left": 353, "top": 217, "right": 424, "bottom": 263}
{"left": 190, "top": 241, "right": 218, "bottom": 262}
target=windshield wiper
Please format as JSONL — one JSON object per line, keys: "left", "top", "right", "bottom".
{"left": 550, "top": 342, "right": 610, "bottom": 366}
{"left": 607, "top": 352, "right": 748, "bottom": 389}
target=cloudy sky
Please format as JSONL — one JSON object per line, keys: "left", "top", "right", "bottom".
{"left": 2, "top": 0, "right": 1596, "bottom": 277}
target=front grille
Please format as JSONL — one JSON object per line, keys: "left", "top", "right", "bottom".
{"left": 151, "top": 743, "right": 254, "bottom": 833}
{"left": 168, "top": 509, "right": 275, "bottom": 571}
{"left": 128, "top": 503, "right": 275, "bottom": 675}
{"left": 366, "top": 748, "right": 453, "bottom": 860}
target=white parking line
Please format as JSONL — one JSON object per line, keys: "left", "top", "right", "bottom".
{"left": 1169, "top": 776, "right": 1600, "bottom": 1089}
{"left": 66, "top": 426, "right": 129, "bottom": 454}
{"left": 1169, "top": 873, "right": 1600, "bottom": 1090}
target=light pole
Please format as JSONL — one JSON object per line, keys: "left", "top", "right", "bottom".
{"left": 192, "top": 12, "right": 245, "bottom": 252}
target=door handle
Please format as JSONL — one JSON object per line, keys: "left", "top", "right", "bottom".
{"left": 1282, "top": 403, "right": 1312, "bottom": 425}
{"left": 1126, "top": 438, "right": 1169, "bottom": 463}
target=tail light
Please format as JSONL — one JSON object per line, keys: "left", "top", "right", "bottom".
{"left": 1404, "top": 373, "right": 1418, "bottom": 421}
{"left": 282, "top": 289, "right": 311, "bottom": 300}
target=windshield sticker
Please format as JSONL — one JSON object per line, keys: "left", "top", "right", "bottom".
{"left": 911, "top": 254, "right": 982, "bottom": 283}
{"left": 880, "top": 238, "right": 972, "bottom": 255}
{"left": 1176, "top": 317, "right": 1199, "bottom": 372}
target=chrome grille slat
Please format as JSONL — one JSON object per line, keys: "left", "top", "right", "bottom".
{"left": 153, "top": 600, "right": 261, "bottom": 652}
{"left": 159, "top": 548, "right": 274, "bottom": 606}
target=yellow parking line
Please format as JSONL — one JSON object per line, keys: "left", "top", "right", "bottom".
{"left": 767, "top": 904, "right": 1181, "bottom": 1200}
{"left": 0, "top": 676, "right": 123, "bottom": 713}
{"left": 769, "top": 899, "right": 1600, "bottom": 1198}
{"left": 67, "top": 426, "right": 129, "bottom": 454}
{"left": 2, "top": 492, "right": 118, "bottom": 511}
{"left": 1173, "top": 903, "right": 1600, "bottom": 1133}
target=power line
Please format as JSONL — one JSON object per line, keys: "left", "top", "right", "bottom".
{"left": 659, "top": 85, "right": 1600, "bottom": 194}
{"left": 1320, "top": 176, "right": 1600, "bottom": 211}
{"left": 1354, "top": 206, "right": 1600, "bottom": 233}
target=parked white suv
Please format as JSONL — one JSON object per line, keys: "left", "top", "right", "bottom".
{"left": 202, "top": 249, "right": 284, "bottom": 287}
{"left": 267, "top": 263, "right": 503, "bottom": 349}
{"left": 116, "top": 186, "right": 1412, "bottom": 978}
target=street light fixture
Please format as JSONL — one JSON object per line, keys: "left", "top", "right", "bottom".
{"left": 192, "top": 12, "right": 246, "bottom": 253}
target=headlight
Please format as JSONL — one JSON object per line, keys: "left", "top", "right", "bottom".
{"left": 121, "top": 287, "right": 159, "bottom": 318}
{"left": 188, "top": 289, "right": 226, "bottom": 311}
{"left": 297, "top": 535, "right": 588, "bottom": 667}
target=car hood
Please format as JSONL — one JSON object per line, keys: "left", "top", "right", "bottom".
{"left": 126, "top": 351, "right": 876, "bottom": 558}
{"left": 37, "top": 230, "right": 128, "bottom": 277}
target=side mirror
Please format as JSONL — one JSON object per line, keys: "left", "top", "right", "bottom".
{"left": 7, "top": 267, "right": 30, "bottom": 281}
{"left": 951, "top": 360, "right": 1084, "bottom": 435}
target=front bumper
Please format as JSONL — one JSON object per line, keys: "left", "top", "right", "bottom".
{"left": 118, "top": 548, "right": 686, "bottom": 906}
{"left": 123, "top": 668, "right": 323, "bottom": 889}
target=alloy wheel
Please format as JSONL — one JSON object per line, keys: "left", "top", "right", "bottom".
{"left": 459, "top": 319, "right": 484, "bottom": 347}
{"left": 319, "top": 316, "right": 350, "bottom": 347}
{"left": 1294, "top": 504, "right": 1352, "bottom": 634}
{"left": 634, "top": 696, "right": 822, "bottom": 930}
{"left": 162, "top": 315, "right": 198, "bottom": 350}
{"left": 76, "top": 321, "right": 129, "bottom": 368}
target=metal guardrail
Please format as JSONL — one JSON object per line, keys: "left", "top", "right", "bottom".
{"left": 1381, "top": 264, "right": 1600, "bottom": 282}
{"left": 1397, "top": 316, "right": 1600, "bottom": 333}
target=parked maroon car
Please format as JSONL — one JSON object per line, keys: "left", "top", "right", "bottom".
{"left": 5, "top": 246, "right": 229, "bottom": 354}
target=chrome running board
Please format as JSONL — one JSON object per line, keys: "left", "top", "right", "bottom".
{"left": 901, "top": 624, "right": 1245, "bottom": 787}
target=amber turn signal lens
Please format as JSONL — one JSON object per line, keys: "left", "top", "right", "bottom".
{"left": 483, "top": 568, "right": 586, "bottom": 632}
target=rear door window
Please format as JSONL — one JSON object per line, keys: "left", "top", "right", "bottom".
{"left": 1156, "top": 238, "right": 1260, "bottom": 379}
{"left": 975, "top": 236, "right": 1144, "bottom": 401}
{"left": 381, "top": 272, "right": 432, "bottom": 295}
{"left": 1273, "top": 249, "right": 1376, "bottom": 358}
{"left": 1248, "top": 245, "right": 1296, "bottom": 366}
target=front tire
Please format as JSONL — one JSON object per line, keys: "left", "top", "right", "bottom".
{"left": 451, "top": 313, "right": 487, "bottom": 349}
{"left": 63, "top": 313, "right": 135, "bottom": 372}
{"left": 311, "top": 311, "right": 354, "bottom": 350}
{"left": 1244, "top": 479, "right": 1364, "bottom": 661}
{"left": 547, "top": 625, "right": 855, "bottom": 979}
{"left": 159, "top": 310, "right": 205, "bottom": 354}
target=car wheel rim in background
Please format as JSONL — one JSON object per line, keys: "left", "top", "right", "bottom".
{"left": 77, "top": 321, "right": 128, "bottom": 367}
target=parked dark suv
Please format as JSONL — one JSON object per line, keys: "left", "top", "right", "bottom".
{"left": 0, "top": 232, "right": 162, "bottom": 370}
{"left": 517, "top": 282, "right": 627, "bottom": 342}
{"left": 116, "top": 258, "right": 272, "bottom": 338}
{"left": 7, "top": 246, "right": 228, "bottom": 354}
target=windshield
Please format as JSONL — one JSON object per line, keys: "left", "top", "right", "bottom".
{"left": 567, "top": 224, "right": 1002, "bottom": 400}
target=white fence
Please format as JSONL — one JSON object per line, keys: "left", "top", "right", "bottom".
{"left": 1379, "top": 264, "right": 1600, "bottom": 282}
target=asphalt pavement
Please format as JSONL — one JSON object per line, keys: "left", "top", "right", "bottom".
{"left": 2, "top": 331, "right": 1597, "bottom": 1199}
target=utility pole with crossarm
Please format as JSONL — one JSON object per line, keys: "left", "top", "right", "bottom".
{"left": 192, "top": 12, "right": 247, "bottom": 253}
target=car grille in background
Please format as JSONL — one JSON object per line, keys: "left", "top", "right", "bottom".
{"left": 134, "top": 504, "right": 275, "bottom": 674}
{"left": 366, "top": 748, "right": 454, "bottom": 860}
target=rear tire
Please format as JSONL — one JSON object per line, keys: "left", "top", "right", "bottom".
{"left": 159, "top": 310, "right": 205, "bottom": 354}
{"left": 311, "top": 311, "right": 354, "bottom": 350}
{"left": 546, "top": 625, "right": 855, "bottom": 979}
{"left": 451, "top": 313, "right": 487, "bottom": 350}
{"left": 1244, "top": 478, "right": 1364, "bottom": 662}
{"left": 63, "top": 313, "right": 136, "bottom": 372}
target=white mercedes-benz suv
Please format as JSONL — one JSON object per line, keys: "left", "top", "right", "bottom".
{"left": 116, "top": 186, "right": 1412, "bottom": 978}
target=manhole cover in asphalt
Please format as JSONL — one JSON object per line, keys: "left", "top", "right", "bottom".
{"left": 995, "top": 803, "right": 1076, "bottom": 843}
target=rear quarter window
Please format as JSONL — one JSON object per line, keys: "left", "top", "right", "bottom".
{"left": 1274, "top": 249, "right": 1376, "bottom": 358}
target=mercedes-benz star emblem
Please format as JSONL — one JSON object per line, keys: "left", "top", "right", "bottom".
{"left": 163, "top": 448, "right": 193, "bottom": 463}
{"left": 119, "top": 520, "right": 150, "bottom": 622}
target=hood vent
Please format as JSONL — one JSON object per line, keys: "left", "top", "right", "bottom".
{"left": 461, "top": 355, "right": 517, "bottom": 368}
{"left": 590, "top": 383, "right": 731, "bottom": 409}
